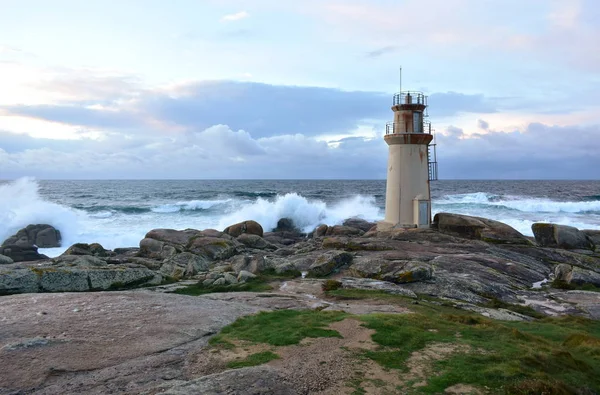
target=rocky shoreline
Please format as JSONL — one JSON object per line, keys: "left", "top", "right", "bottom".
{"left": 2, "top": 213, "right": 600, "bottom": 311}
{"left": 1, "top": 213, "right": 600, "bottom": 393}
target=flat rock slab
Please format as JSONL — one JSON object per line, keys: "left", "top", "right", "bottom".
{"left": 0, "top": 291, "right": 262, "bottom": 394}
{"left": 153, "top": 366, "right": 298, "bottom": 395}
{"left": 550, "top": 290, "right": 600, "bottom": 319}
{"left": 517, "top": 290, "right": 586, "bottom": 317}
{"left": 199, "top": 291, "right": 329, "bottom": 310}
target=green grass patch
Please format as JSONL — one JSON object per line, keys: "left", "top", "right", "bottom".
{"left": 207, "top": 336, "right": 236, "bottom": 350}
{"left": 325, "top": 288, "right": 600, "bottom": 393}
{"left": 226, "top": 351, "right": 280, "bottom": 369}
{"left": 211, "top": 309, "right": 347, "bottom": 347}
{"left": 204, "top": 288, "right": 600, "bottom": 392}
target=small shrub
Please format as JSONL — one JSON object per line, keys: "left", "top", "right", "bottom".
{"left": 322, "top": 280, "right": 342, "bottom": 292}
{"left": 443, "top": 314, "right": 491, "bottom": 326}
{"left": 551, "top": 279, "right": 576, "bottom": 290}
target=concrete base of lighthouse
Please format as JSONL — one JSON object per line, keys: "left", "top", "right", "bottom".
{"left": 382, "top": 133, "right": 433, "bottom": 229}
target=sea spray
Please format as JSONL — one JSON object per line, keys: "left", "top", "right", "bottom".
{"left": 218, "top": 193, "right": 382, "bottom": 233}
{"left": 437, "top": 192, "right": 600, "bottom": 214}
{"left": 0, "top": 177, "right": 81, "bottom": 246}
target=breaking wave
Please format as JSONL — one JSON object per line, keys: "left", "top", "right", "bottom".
{"left": 437, "top": 192, "right": 600, "bottom": 214}
{"left": 218, "top": 193, "right": 382, "bottom": 233}
{"left": 151, "top": 199, "right": 234, "bottom": 213}
{"left": 0, "top": 177, "right": 81, "bottom": 248}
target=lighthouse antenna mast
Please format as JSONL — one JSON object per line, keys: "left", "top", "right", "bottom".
{"left": 399, "top": 66, "right": 402, "bottom": 94}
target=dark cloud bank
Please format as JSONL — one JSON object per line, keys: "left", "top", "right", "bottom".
{"left": 0, "top": 80, "right": 598, "bottom": 179}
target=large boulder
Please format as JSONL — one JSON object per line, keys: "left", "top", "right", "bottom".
{"left": 433, "top": 213, "right": 530, "bottom": 245}
{"left": 0, "top": 254, "right": 14, "bottom": 265}
{"left": 186, "top": 237, "right": 239, "bottom": 260}
{"left": 138, "top": 228, "right": 208, "bottom": 260}
{"left": 350, "top": 257, "right": 432, "bottom": 284}
{"left": 554, "top": 264, "right": 600, "bottom": 287}
{"left": 223, "top": 220, "right": 263, "bottom": 238}
{"left": 307, "top": 251, "right": 353, "bottom": 277}
{"left": 236, "top": 234, "right": 277, "bottom": 250}
{"left": 144, "top": 228, "right": 200, "bottom": 246}
{"left": 138, "top": 237, "right": 178, "bottom": 260}
{"left": 137, "top": 228, "right": 242, "bottom": 278}
{"left": 342, "top": 218, "right": 377, "bottom": 232}
{"left": 159, "top": 252, "right": 209, "bottom": 279}
{"left": 582, "top": 230, "right": 600, "bottom": 251}
{"left": 270, "top": 218, "right": 306, "bottom": 243}
{"left": 273, "top": 218, "right": 298, "bottom": 233}
{"left": 325, "top": 225, "right": 364, "bottom": 237}
{"left": 0, "top": 255, "right": 162, "bottom": 295}
{"left": 62, "top": 243, "right": 112, "bottom": 257}
{"left": 0, "top": 266, "right": 39, "bottom": 294}
{"left": 0, "top": 245, "right": 48, "bottom": 262}
{"left": 1, "top": 224, "right": 61, "bottom": 248}
{"left": 532, "top": 223, "right": 594, "bottom": 250}
{"left": 230, "top": 254, "right": 269, "bottom": 274}
{"left": 313, "top": 224, "right": 329, "bottom": 238}
{"left": 384, "top": 261, "right": 433, "bottom": 284}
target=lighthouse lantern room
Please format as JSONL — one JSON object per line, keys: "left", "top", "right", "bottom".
{"left": 382, "top": 90, "right": 437, "bottom": 228}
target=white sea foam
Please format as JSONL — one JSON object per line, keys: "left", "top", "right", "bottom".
{"left": 0, "top": 177, "right": 82, "bottom": 248}
{"left": 438, "top": 192, "right": 600, "bottom": 214}
{"left": 218, "top": 193, "right": 382, "bottom": 233}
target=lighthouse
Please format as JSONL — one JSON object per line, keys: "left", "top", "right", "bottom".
{"left": 382, "top": 90, "right": 437, "bottom": 228}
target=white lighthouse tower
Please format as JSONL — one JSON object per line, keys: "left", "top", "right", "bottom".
{"left": 382, "top": 89, "right": 437, "bottom": 228}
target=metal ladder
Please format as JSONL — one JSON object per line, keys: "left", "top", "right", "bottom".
{"left": 428, "top": 134, "right": 438, "bottom": 181}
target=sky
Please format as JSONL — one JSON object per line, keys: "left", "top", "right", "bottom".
{"left": 0, "top": 0, "right": 599, "bottom": 180}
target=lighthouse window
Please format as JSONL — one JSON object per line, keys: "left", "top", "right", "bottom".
{"left": 413, "top": 112, "right": 423, "bottom": 133}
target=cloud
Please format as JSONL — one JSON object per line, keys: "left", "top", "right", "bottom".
{"left": 365, "top": 46, "right": 397, "bottom": 58}
{"left": 3, "top": 78, "right": 509, "bottom": 139}
{"left": 437, "top": 122, "right": 600, "bottom": 179}
{"left": 31, "top": 69, "right": 142, "bottom": 102}
{"left": 139, "top": 81, "right": 391, "bottom": 138}
{"left": 0, "top": 123, "right": 387, "bottom": 179}
{"left": 1, "top": 80, "right": 390, "bottom": 138}
{"left": 221, "top": 11, "right": 250, "bottom": 22}
{"left": 3, "top": 118, "right": 599, "bottom": 180}
{"left": 0, "top": 45, "right": 22, "bottom": 54}
{"left": 477, "top": 119, "right": 489, "bottom": 130}
{"left": 2, "top": 104, "right": 144, "bottom": 130}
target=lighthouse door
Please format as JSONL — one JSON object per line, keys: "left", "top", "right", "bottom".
{"left": 418, "top": 201, "right": 429, "bottom": 226}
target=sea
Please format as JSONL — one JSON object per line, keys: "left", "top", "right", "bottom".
{"left": 1, "top": 178, "right": 599, "bottom": 258}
